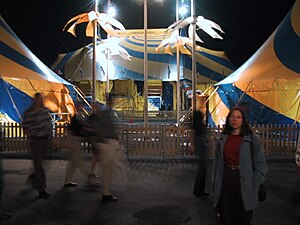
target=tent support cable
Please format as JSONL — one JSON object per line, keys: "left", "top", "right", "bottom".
{"left": 26, "top": 77, "right": 37, "bottom": 93}
{"left": 235, "top": 80, "right": 252, "bottom": 107}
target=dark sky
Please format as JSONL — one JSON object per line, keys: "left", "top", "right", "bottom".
{"left": 1, "top": 0, "right": 296, "bottom": 68}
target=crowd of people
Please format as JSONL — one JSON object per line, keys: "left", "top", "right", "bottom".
{"left": 0, "top": 92, "right": 124, "bottom": 220}
{"left": 0, "top": 93, "right": 299, "bottom": 224}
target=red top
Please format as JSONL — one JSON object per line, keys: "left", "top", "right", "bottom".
{"left": 224, "top": 135, "right": 243, "bottom": 166}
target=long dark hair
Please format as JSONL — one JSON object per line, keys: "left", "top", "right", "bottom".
{"left": 222, "top": 107, "right": 253, "bottom": 136}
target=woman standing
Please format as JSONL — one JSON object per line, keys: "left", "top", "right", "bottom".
{"left": 212, "top": 108, "right": 268, "bottom": 225}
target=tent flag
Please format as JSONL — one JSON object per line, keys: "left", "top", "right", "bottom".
{"left": 1, "top": 15, "right": 77, "bottom": 122}
{"left": 210, "top": 0, "right": 300, "bottom": 125}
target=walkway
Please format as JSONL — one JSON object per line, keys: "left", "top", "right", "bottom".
{"left": 0, "top": 159, "right": 299, "bottom": 225}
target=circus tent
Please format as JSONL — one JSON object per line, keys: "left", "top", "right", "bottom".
{"left": 0, "top": 15, "right": 76, "bottom": 122}
{"left": 208, "top": 0, "right": 300, "bottom": 125}
{"left": 51, "top": 29, "right": 235, "bottom": 110}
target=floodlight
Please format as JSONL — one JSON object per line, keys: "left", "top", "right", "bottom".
{"left": 179, "top": 5, "right": 188, "bottom": 16}
{"left": 107, "top": 6, "right": 116, "bottom": 17}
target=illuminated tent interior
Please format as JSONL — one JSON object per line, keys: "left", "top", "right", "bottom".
{"left": 208, "top": 0, "right": 300, "bottom": 125}
{"left": 51, "top": 29, "right": 235, "bottom": 111}
{"left": 0, "top": 15, "right": 77, "bottom": 123}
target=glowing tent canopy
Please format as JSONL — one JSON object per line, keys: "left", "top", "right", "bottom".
{"left": 52, "top": 29, "right": 235, "bottom": 83}
{"left": 0, "top": 15, "right": 76, "bottom": 122}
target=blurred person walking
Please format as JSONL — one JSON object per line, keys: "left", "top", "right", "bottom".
{"left": 64, "top": 103, "right": 90, "bottom": 187}
{"left": 191, "top": 110, "right": 209, "bottom": 197}
{"left": 23, "top": 93, "right": 53, "bottom": 199}
{"left": 89, "top": 95, "right": 124, "bottom": 202}
{"left": 88, "top": 155, "right": 100, "bottom": 182}
{"left": 212, "top": 107, "right": 268, "bottom": 225}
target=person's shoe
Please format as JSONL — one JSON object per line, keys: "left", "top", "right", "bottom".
{"left": 25, "top": 175, "right": 37, "bottom": 189}
{"left": 102, "top": 195, "right": 118, "bottom": 202}
{"left": 64, "top": 182, "right": 78, "bottom": 187}
{"left": 193, "top": 191, "right": 209, "bottom": 198}
{"left": 39, "top": 191, "right": 51, "bottom": 199}
{"left": 0, "top": 209, "right": 11, "bottom": 220}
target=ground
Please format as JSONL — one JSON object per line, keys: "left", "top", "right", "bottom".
{"left": 0, "top": 159, "right": 299, "bottom": 225}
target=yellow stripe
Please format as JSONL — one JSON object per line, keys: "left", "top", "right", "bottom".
{"left": 292, "top": 0, "right": 300, "bottom": 36}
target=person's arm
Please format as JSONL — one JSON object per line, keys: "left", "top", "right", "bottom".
{"left": 253, "top": 135, "right": 268, "bottom": 184}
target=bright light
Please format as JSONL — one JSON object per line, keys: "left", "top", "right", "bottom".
{"left": 179, "top": 5, "right": 188, "bottom": 16}
{"left": 107, "top": 7, "right": 116, "bottom": 17}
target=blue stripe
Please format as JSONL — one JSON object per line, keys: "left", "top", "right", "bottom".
{"left": 274, "top": 9, "right": 300, "bottom": 73}
{"left": 0, "top": 78, "right": 32, "bottom": 123}
{"left": 125, "top": 37, "right": 161, "bottom": 47}
{"left": 53, "top": 51, "right": 77, "bottom": 73}
{"left": 0, "top": 41, "right": 49, "bottom": 77}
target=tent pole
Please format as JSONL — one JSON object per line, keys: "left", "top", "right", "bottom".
{"left": 106, "top": 0, "right": 111, "bottom": 105}
{"left": 176, "top": 0, "right": 181, "bottom": 125}
{"left": 106, "top": 48, "right": 110, "bottom": 104}
{"left": 74, "top": 86, "right": 92, "bottom": 110}
{"left": 143, "top": 0, "right": 148, "bottom": 126}
{"left": 204, "top": 86, "right": 219, "bottom": 104}
{"left": 191, "top": 0, "right": 196, "bottom": 121}
{"left": 92, "top": 0, "right": 98, "bottom": 110}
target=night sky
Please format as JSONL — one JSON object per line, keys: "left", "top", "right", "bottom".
{"left": 1, "top": 0, "right": 296, "bottom": 68}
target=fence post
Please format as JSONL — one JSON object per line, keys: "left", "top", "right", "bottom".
{"left": 160, "top": 124, "right": 164, "bottom": 160}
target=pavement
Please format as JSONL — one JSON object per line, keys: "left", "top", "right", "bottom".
{"left": 0, "top": 158, "right": 299, "bottom": 225}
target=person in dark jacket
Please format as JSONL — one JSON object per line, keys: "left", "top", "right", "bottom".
{"left": 23, "top": 93, "right": 53, "bottom": 199}
{"left": 212, "top": 107, "right": 268, "bottom": 225}
{"left": 88, "top": 95, "right": 123, "bottom": 202}
{"left": 191, "top": 110, "right": 209, "bottom": 197}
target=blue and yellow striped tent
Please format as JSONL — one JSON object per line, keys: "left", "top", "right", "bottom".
{"left": 52, "top": 28, "right": 235, "bottom": 85}
{"left": 52, "top": 29, "right": 235, "bottom": 110}
{"left": 208, "top": 0, "right": 300, "bottom": 125}
{"left": 0, "top": 15, "right": 76, "bottom": 122}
